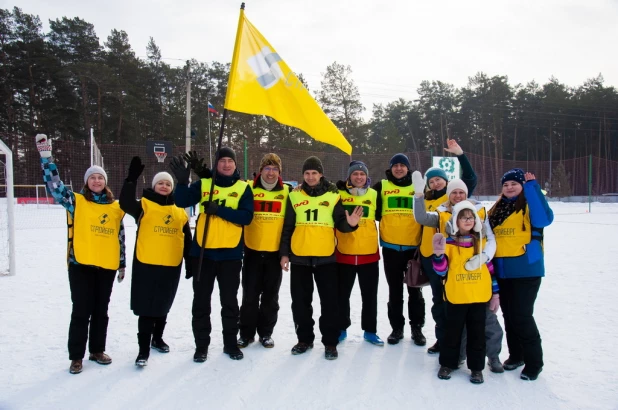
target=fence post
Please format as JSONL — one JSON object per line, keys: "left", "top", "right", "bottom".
{"left": 588, "top": 154, "right": 592, "bottom": 213}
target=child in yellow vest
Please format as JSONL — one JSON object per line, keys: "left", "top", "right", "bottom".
{"left": 431, "top": 201, "right": 500, "bottom": 384}
{"left": 36, "top": 134, "right": 126, "bottom": 375}
{"left": 119, "top": 157, "right": 192, "bottom": 367}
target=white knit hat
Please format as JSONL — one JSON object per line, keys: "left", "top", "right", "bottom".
{"left": 84, "top": 165, "right": 108, "bottom": 184}
{"left": 446, "top": 178, "right": 468, "bottom": 198}
{"left": 152, "top": 171, "right": 174, "bottom": 190}
{"left": 450, "top": 200, "right": 482, "bottom": 235}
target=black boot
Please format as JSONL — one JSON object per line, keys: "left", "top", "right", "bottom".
{"left": 411, "top": 324, "right": 426, "bottom": 346}
{"left": 387, "top": 329, "right": 404, "bottom": 345}
{"left": 136, "top": 332, "right": 151, "bottom": 367}
{"left": 151, "top": 318, "right": 170, "bottom": 353}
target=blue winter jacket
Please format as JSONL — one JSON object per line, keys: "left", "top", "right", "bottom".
{"left": 492, "top": 180, "right": 554, "bottom": 279}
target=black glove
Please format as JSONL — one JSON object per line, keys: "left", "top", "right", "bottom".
{"left": 169, "top": 155, "right": 191, "bottom": 185}
{"left": 183, "top": 150, "right": 211, "bottom": 178}
{"left": 127, "top": 156, "right": 145, "bottom": 182}
{"left": 327, "top": 181, "right": 339, "bottom": 193}
{"left": 185, "top": 265, "right": 193, "bottom": 279}
{"left": 203, "top": 201, "right": 219, "bottom": 215}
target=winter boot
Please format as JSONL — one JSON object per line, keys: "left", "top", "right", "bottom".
{"left": 223, "top": 345, "right": 244, "bottom": 360}
{"left": 291, "top": 342, "right": 313, "bottom": 355}
{"left": 488, "top": 357, "right": 505, "bottom": 373}
{"left": 69, "top": 359, "right": 83, "bottom": 374}
{"left": 438, "top": 366, "right": 453, "bottom": 380}
{"left": 338, "top": 330, "right": 347, "bottom": 342}
{"left": 259, "top": 336, "right": 275, "bottom": 348}
{"left": 193, "top": 347, "right": 208, "bottom": 363}
{"left": 363, "top": 332, "right": 384, "bottom": 346}
{"left": 237, "top": 336, "right": 255, "bottom": 348}
{"left": 136, "top": 332, "right": 151, "bottom": 367}
{"left": 503, "top": 357, "right": 525, "bottom": 371}
{"left": 325, "top": 346, "right": 338, "bottom": 360}
{"left": 470, "top": 370, "right": 484, "bottom": 384}
{"left": 520, "top": 367, "right": 543, "bottom": 381}
{"left": 151, "top": 320, "right": 170, "bottom": 353}
{"left": 88, "top": 352, "right": 112, "bottom": 365}
{"left": 427, "top": 341, "right": 440, "bottom": 355}
{"left": 387, "top": 329, "right": 404, "bottom": 345}
{"left": 411, "top": 324, "right": 426, "bottom": 346}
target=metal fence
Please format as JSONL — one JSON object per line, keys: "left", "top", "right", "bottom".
{"left": 5, "top": 140, "right": 618, "bottom": 198}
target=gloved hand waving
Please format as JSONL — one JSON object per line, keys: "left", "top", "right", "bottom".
{"left": 35, "top": 134, "right": 52, "bottom": 158}
{"left": 432, "top": 233, "right": 446, "bottom": 256}
{"left": 169, "top": 155, "right": 191, "bottom": 185}
{"left": 126, "top": 156, "right": 145, "bottom": 182}
{"left": 412, "top": 171, "right": 425, "bottom": 197}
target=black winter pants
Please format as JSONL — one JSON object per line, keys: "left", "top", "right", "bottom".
{"left": 239, "top": 249, "right": 283, "bottom": 339}
{"left": 422, "top": 255, "right": 446, "bottom": 343}
{"left": 440, "top": 302, "right": 486, "bottom": 371}
{"left": 338, "top": 262, "right": 379, "bottom": 333}
{"left": 191, "top": 257, "right": 242, "bottom": 349}
{"left": 498, "top": 277, "right": 543, "bottom": 373}
{"left": 290, "top": 263, "right": 339, "bottom": 347}
{"left": 67, "top": 264, "right": 115, "bottom": 360}
{"left": 382, "top": 247, "right": 425, "bottom": 331}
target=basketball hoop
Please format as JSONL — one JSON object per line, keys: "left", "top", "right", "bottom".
{"left": 155, "top": 152, "right": 167, "bottom": 163}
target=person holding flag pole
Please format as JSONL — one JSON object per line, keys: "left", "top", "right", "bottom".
{"left": 172, "top": 1, "right": 355, "bottom": 362}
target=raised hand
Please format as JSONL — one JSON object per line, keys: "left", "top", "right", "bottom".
{"left": 169, "top": 155, "right": 191, "bottom": 185}
{"left": 524, "top": 172, "right": 536, "bottom": 182}
{"left": 126, "top": 156, "right": 145, "bottom": 182}
{"left": 412, "top": 171, "right": 425, "bottom": 197}
{"left": 35, "top": 134, "right": 52, "bottom": 158}
{"left": 444, "top": 138, "right": 463, "bottom": 156}
{"left": 432, "top": 233, "right": 446, "bottom": 256}
{"left": 345, "top": 205, "right": 363, "bottom": 228}
{"left": 183, "top": 150, "right": 211, "bottom": 178}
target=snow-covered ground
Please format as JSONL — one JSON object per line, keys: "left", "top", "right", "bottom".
{"left": 1, "top": 202, "right": 617, "bottom": 410}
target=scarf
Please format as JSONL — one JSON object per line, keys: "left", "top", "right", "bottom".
{"left": 260, "top": 175, "right": 277, "bottom": 191}
{"left": 489, "top": 197, "right": 517, "bottom": 229}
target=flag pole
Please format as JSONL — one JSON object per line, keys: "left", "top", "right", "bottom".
{"left": 196, "top": 2, "right": 246, "bottom": 281}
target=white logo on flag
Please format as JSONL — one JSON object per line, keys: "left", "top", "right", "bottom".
{"left": 247, "top": 46, "right": 284, "bottom": 89}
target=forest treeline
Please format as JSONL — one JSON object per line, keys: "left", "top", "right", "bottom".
{"left": 2, "top": 6, "right": 617, "bottom": 168}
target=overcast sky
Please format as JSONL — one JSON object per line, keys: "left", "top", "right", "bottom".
{"left": 6, "top": 0, "right": 618, "bottom": 116}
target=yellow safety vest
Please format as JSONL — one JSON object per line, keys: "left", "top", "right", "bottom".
{"left": 135, "top": 198, "right": 188, "bottom": 266}
{"left": 244, "top": 183, "right": 289, "bottom": 252}
{"left": 422, "top": 206, "right": 487, "bottom": 257}
{"left": 443, "top": 239, "right": 492, "bottom": 304}
{"left": 419, "top": 194, "right": 447, "bottom": 257}
{"left": 336, "top": 189, "right": 378, "bottom": 255}
{"left": 379, "top": 180, "right": 421, "bottom": 246}
{"left": 71, "top": 193, "right": 125, "bottom": 270}
{"left": 289, "top": 190, "right": 339, "bottom": 257}
{"left": 195, "top": 178, "right": 248, "bottom": 249}
{"left": 493, "top": 205, "right": 531, "bottom": 258}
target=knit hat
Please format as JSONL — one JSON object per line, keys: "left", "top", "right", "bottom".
{"left": 389, "top": 153, "right": 411, "bottom": 169}
{"left": 450, "top": 200, "right": 482, "bottom": 234}
{"left": 216, "top": 147, "right": 236, "bottom": 163}
{"left": 259, "top": 153, "right": 282, "bottom": 172}
{"left": 84, "top": 165, "right": 107, "bottom": 185}
{"left": 446, "top": 178, "right": 468, "bottom": 197}
{"left": 302, "top": 156, "right": 324, "bottom": 174}
{"left": 424, "top": 167, "right": 448, "bottom": 188}
{"left": 152, "top": 171, "right": 174, "bottom": 190}
{"left": 347, "top": 160, "right": 368, "bottom": 179}
{"left": 501, "top": 168, "right": 525, "bottom": 186}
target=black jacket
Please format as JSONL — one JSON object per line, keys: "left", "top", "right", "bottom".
{"left": 119, "top": 180, "right": 192, "bottom": 316}
{"left": 279, "top": 178, "right": 358, "bottom": 267}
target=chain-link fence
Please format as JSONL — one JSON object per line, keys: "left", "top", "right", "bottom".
{"left": 5, "top": 140, "right": 618, "bottom": 198}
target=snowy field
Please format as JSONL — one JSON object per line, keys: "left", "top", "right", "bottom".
{"left": 1, "top": 202, "right": 617, "bottom": 410}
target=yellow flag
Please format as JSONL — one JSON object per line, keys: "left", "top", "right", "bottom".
{"left": 224, "top": 8, "right": 352, "bottom": 155}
